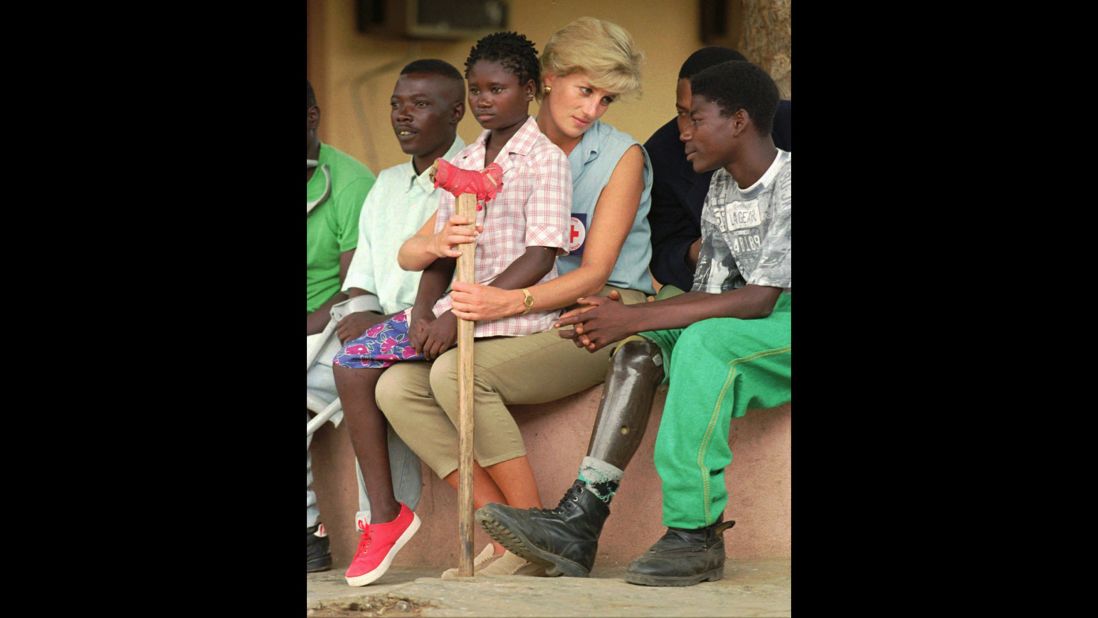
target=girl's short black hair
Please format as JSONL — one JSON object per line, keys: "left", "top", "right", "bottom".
{"left": 464, "top": 31, "right": 540, "bottom": 87}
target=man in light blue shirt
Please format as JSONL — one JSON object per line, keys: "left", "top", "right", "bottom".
{"left": 306, "top": 59, "right": 466, "bottom": 572}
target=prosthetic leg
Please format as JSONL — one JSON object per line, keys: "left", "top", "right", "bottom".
{"left": 475, "top": 338, "right": 665, "bottom": 577}
{"left": 586, "top": 339, "right": 665, "bottom": 469}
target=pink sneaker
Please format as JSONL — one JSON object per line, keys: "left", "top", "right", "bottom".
{"left": 344, "top": 504, "right": 421, "bottom": 586}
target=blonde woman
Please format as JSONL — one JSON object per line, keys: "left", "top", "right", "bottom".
{"left": 381, "top": 17, "right": 655, "bottom": 577}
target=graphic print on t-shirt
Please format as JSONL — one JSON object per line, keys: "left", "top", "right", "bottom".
{"left": 723, "top": 200, "right": 762, "bottom": 231}
{"left": 692, "top": 155, "right": 791, "bottom": 294}
{"left": 723, "top": 200, "right": 763, "bottom": 255}
{"left": 694, "top": 199, "right": 763, "bottom": 293}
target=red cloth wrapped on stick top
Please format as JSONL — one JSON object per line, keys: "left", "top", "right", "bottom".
{"left": 432, "top": 158, "right": 504, "bottom": 201}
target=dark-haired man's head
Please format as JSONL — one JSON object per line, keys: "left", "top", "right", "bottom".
{"left": 464, "top": 32, "right": 539, "bottom": 132}
{"left": 401, "top": 58, "right": 464, "bottom": 81}
{"left": 391, "top": 59, "right": 466, "bottom": 172}
{"left": 675, "top": 47, "right": 748, "bottom": 139}
{"left": 678, "top": 47, "right": 748, "bottom": 80}
{"left": 683, "top": 60, "right": 779, "bottom": 174}
{"left": 691, "top": 60, "right": 779, "bottom": 134}
{"left": 307, "top": 79, "right": 320, "bottom": 159}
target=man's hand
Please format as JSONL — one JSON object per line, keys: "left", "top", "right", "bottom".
{"left": 557, "top": 290, "right": 621, "bottom": 347}
{"left": 556, "top": 290, "right": 638, "bottom": 352}
{"left": 421, "top": 311, "right": 458, "bottom": 360}
{"left": 335, "top": 311, "right": 387, "bottom": 344}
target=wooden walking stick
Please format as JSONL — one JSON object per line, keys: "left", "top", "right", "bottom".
{"left": 430, "top": 158, "right": 503, "bottom": 576}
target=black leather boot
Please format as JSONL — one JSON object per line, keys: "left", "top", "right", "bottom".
{"left": 307, "top": 523, "right": 332, "bottom": 573}
{"left": 476, "top": 480, "right": 610, "bottom": 577}
{"left": 624, "top": 519, "right": 735, "bottom": 586}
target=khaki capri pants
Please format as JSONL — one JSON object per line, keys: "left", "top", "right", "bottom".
{"left": 376, "top": 286, "right": 648, "bottom": 478}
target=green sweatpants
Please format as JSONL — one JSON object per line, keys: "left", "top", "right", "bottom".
{"left": 642, "top": 293, "right": 791, "bottom": 529}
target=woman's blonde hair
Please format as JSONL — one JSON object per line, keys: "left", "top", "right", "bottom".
{"left": 539, "top": 17, "right": 644, "bottom": 101}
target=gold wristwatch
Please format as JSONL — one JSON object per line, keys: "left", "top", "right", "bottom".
{"left": 520, "top": 288, "right": 535, "bottom": 314}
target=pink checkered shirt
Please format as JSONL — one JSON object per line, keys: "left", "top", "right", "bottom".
{"left": 431, "top": 116, "right": 572, "bottom": 337}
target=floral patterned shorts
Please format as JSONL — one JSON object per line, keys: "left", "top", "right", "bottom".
{"left": 332, "top": 308, "right": 425, "bottom": 369}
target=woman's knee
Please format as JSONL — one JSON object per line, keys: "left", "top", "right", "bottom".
{"left": 427, "top": 351, "right": 460, "bottom": 412}
{"left": 375, "top": 363, "right": 429, "bottom": 416}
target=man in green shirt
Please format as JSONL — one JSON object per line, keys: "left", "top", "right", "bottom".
{"left": 307, "top": 80, "right": 376, "bottom": 333}
{"left": 307, "top": 79, "right": 376, "bottom": 572}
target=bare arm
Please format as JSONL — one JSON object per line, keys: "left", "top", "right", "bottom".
{"left": 397, "top": 212, "right": 482, "bottom": 271}
{"left": 557, "top": 284, "right": 783, "bottom": 352}
{"left": 306, "top": 249, "right": 355, "bottom": 335}
{"left": 413, "top": 245, "right": 555, "bottom": 358}
{"left": 411, "top": 257, "right": 455, "bottom": 324}
{"left": 398, "top": 212, "right": 441, "bottom": 271}
{"left": 445, "top": 244, "right": 557, "bottom": 333}
{"left": 407, "top": 257, "right": 456, "bottom": 359}
{"left": 483, "top": 246, "right": 557, "bottom": 292}
{"left": 621, "top": 285, "right": 782, "bottom": 330}
{"left": 333, "top": 286, "right": 391, "bottom": 343}
{"left": 449, "top": 146, "right": 646, "bottom": 320}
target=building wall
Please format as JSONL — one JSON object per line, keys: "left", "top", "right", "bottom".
{"left": 307, "top": 0, "right": 693, "bottom": 173}
{"left": 308, "top": 0, "right": 790, "bottom": 174}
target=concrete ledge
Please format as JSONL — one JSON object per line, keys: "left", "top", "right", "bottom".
{"left": 311, "top": 387, "right": 790, "bottom": 571}
{"left": 308, "top": 559, "right": 792, "bottom": 616}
